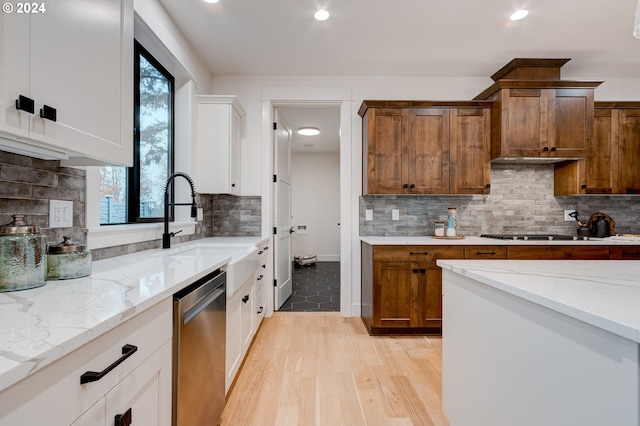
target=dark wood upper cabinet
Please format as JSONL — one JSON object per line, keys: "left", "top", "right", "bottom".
{"left": 555, "top": 102, "right": 640, "bottom": 195}
{"left": 359, "top": 101, "right": 491, "bottom": 195}
{"left": 474, "top": 58, "right": 602, "bottom": 161}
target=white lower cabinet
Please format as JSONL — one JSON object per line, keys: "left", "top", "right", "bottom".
{"left": 0, "top": 299, "right": 172, "bottom": 425}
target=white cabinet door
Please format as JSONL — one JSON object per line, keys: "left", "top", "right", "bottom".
{"left": 0, "top": 10, "right": 32, "bottom": 139}
{"left": 0, "top": 0, "right": 133, "bottom": 165}
{"left": 105, "top": 340, "right": 172, "bottom": 426}
{"left": 226, "top": 284, "right": 243, "bottom": 394}
{"left": 71, "top": 400, "right": 106, "bottom": 426}
{"left": 240, "top": 282, "right": 255, "bottom": 353}
{"left": 196, "top": 96, "right": 245, "bottom": 194}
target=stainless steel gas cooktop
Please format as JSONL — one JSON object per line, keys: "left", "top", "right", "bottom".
{"left": 480, "top": 234, "right": 589, "bottom": 241}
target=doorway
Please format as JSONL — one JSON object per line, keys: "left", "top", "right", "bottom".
{"left": 273, "top": 105, "right": 341, "bottom": 312}
{"left": 261, "top": 88, "right": 353, "bottom": 318}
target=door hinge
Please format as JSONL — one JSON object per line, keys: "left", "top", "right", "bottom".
{"left": 273, "top": 174, "right": 277, "bottom": 182}
{"left": 273, "top": 227, "right": 277, "bottom": 235}
{"left": 273, "top": 279, "right": 277, "bottom": 287}
{"left": 273, "top": 122, "right": 277, "bottom": 130}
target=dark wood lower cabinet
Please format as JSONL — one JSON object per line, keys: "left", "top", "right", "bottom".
{"left": 362, "top": 242, "right": 635, "bottom": 336}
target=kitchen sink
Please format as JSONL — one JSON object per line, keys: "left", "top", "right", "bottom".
{"left": 161, "top": 244, "right": 259, "bottom": 297}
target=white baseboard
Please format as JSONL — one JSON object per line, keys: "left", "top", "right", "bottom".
{"left": 317, "top": 255, "right": 340, "bottom": 262}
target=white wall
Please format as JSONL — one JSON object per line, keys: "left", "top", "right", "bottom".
{"left": 291, "top": 152, "right": 340, "bottom": 261}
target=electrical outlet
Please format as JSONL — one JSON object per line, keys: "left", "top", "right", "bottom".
{"left": 197, "top": 208, "right": 204, "bottom": 221}
{"left": 564, "top": 210, "right": 576, "bottom": 221}
{"left": 365, "top": 209, "right": 373, "bottom": 221}
{"left": 49, "top": 200, "right": 73, "bottom": 228}
{"left": 392, "top": 209, "right": 400, "bottom": 220}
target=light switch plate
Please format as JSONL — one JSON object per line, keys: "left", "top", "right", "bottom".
{"left": 49, "top": 200, "right": 73, "bottom": 228}
{"left": 365, "top": 209, "right": 373, "bottom": 221}
{"left": 564, "top": 210, "right": 575, "bottom": 221}
{"left": 392, "top": 209, "right": 400, "bottom": 220}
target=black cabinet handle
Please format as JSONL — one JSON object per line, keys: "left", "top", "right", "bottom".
{"left": 115, "top": 408, "right": 132, "bottom": 426}
{"left": 543, "top": 146, "right": 549, "bottom": 152}
{"left": 231, "top": 183, "right": 236, "bottom": 187}
{"left": 581, "top": 184, "right": 587, "bottom": 189}
{"left": 403, "top": 184, "right": 408, "bottom": 189}
{"left": 258, "top": 250, "right": 263, "bottom": 255}
{"left": 80, "top": 344, "right": 138, "bottom": 384}
{"left": 16, "top": 95, "right": 35, "bottom": 114}
{"left": 622, "top": 251, "right": 640, "bottom": 256}
{"left": 420, "top": 268, "right": 426, "bottom": 273}
{"left": 262, "top": 264, "right": 266, "bottom": 268}
{"left": 476, "top": 251, "right": 496, "bottom": 255}
{"left": 257, "top": 306, "right": 264, "bottom": 314}
{"left": 409, "top": 184, "right": 415, "bottom": 189}
{"left": 242, "top": 294, "right": 249, "bottom": 303}
{"left": 409, "top": 251, "right": 429, "bottom": 255}
{"left": 263, "top": 246, "right": 269, "bottom": 251}
{"left": 485, "top": 183, "right": 491, "bottom": 189}
{"left": 39, "top": 105, "right": 57, "bottom": 122}
{"left": 257, "top": 274, "right": 263, "bottom": 280}
{"left": 551, "top": 147, "right": 557, "bottom": 151}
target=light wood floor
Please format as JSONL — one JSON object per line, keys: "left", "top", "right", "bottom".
{"left": 220, "top": 312, "right": 450, "bottom": 426}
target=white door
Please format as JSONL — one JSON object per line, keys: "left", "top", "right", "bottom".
{"left": 273, "top": 111, "right": 293, "bottom": 309}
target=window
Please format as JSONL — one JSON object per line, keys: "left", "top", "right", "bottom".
{"left": 100, "top": 41, "right": 174, "bottom": 224}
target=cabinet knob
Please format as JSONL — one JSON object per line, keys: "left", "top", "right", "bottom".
{"left": 403, "top": 184, "right": 409, "bottom": 189}
{"left": 551, "top": 147, "right": 557, "bottom": 152}
{"left": 15, "top": 95, "right": 35, "bottom": 114}
{"left": 39, "top": 104, "right": 57, "bottom": 122}
{"left": 242, "top": 294, "right": 250, "bottom": 303}
{"left": 412, "top": 268, "right": 418, "bottom": 273}
{"left": 485, "top": 183, "right": 491, "bottom": 189}
{"left": 115, "top": 408, "right": 132, "bottom": 426}
{"left": 581, "top": 184, "right": 587, "bottom": 189}
{"left": 409, "top": 184, "right": 416, "bottom": 189}
{"left": 543, "top": 146, "right": 549, "bottom": 152}
{"left": 231, "top": 183, "right": 236, "bottom": 187}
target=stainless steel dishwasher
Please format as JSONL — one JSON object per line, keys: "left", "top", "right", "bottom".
{"left": 173, "top": 269, "right": 226, "bottom": 426}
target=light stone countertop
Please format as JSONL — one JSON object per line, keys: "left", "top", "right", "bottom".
{"left": 437, "top": 259, "right": 640, "bottom": 343}
{"left": 360, "top": 235, "right": 640, "bottom": 245}
{"left": 0, "top": 236, "right": 266, "bottom": 393}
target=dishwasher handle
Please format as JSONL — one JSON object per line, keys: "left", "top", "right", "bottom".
{"left": 183, "top": 286, "right": 225, "bottom": 325}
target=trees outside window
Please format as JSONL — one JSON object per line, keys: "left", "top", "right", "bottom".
{"left": 100, "top": 41, "right": 174, "bottom": 224}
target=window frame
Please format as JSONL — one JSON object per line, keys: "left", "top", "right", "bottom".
{"left": 128, "top": 40, "right": 176, "bottom": 224}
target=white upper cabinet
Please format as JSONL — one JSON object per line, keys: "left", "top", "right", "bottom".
{"left": 196, "top": 95, "right": 245, "bottom": 195}
{"left": 0, "top": 0, "right": 134, "bottom": 165}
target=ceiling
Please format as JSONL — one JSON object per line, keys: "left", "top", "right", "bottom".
{"left": 159, "top": 0, "right": 640, "bottom": 78}
{"left": 157, "top": 0, "right": 640, "bottom": 154}
{"left": 276, "top": 106, "right": 340, "bottom": 153}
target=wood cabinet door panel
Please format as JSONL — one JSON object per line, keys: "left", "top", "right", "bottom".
{"left": 609, "top": 246, "right": 640, "bottom": 260}
{"left": 374, "top": 245, "right": 464, "bottom": 262}
{"left": 464, "top": 245, "right": 507, "bottom": 259}
{"left": 502, "top": 89, "right": 547, "bottom": 156}
{"left": 366, "top": 109, "right": 406, "bottom": 193}
{"left": 586, "top": 109, "right": 616, "bottom": 193}
{"left": 420, "top": 267, "right": 442, "bottom": 328}
{"left": 618, "top": 110, "right": 640, "bottom": 194}
{"left": 554, "top": 90, "right": 591, "bottom": 154}
{"left": 373, "top": 261, "right": 419, "bottom": 328}
{"left": 450, "top": 108, "right": 490, "bottom": 194}
{"left": 408, "top": 108, "right": 450, "bottom": 194}
{"left": 508, "top": 245, "right": 609, "bottom": 260}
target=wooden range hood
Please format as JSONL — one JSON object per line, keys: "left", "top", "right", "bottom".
{"left": 474, "top": 58, "right": 602, "bottom": 163}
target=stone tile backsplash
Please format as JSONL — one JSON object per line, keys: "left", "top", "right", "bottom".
{"left": 1, "top": 150, "right": 262, "bottom": 261}
{"left": 360, "top": 164, "right": 640, "bottom": 236}
{"left": 0, "top": 150, "right": 86, "bottom": 244}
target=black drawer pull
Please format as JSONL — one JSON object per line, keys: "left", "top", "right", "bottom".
{"left": 257, "top": 306, "right": 264, "bottom": 314}
{"left": 420, "top": 269, "right": 426, "bottom": 273}
{"left": 115, "top": 408, "right": 132, "bottom": 426}
{"left": 403, "top": 184, "right": 409, "bottom": 189}
{"left": 622, "top": 251, "right": 640, "bottom": 256}
{"left": 551, "top": 147, "right": 557, "bottom": 151}
{"left": 476, "top": 251, "right": 496, "bottom": 255}
{"left": 39, "top": 104, "right": 57, "bottom": 122}
{"left": 80, "top": 344, "right": 138, "bottom": 384}
{"left": 242, "top": 294, "right": 250, "bottom": 303}
{"left": 257, "top": 274, "right": 264, "bottom": 280}
{"left": 409, "top": 251, "right": 429, "bottom": 255}
{"left": 16, "top": 95, "right": 34, "bottom": 114}
{"left": 543, "top": 146, "right": 549, "bottom": 152}
{"left": 258, "top": 250, "right": 263, "bottom": 255}
{"left": 412, "top": 269, "right": 418, "bottom": 273}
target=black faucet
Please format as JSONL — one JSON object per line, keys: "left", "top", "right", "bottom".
{"left": 163, "top": 172, "right": 198, "bottom": 249}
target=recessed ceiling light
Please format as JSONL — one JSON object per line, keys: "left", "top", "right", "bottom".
{"left": 203, "top": 0, "right": 219, "bottom": 3}
{"left": 314, "top": 9, "right": 330, "bottom": 21}
{"left": 510, "top": 9, "right": 529, "bottom": 20}
{"left": 298, "top": 127, "right": 320, "bottom": 136}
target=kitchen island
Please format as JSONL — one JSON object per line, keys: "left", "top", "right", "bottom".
{"left": 437, "top": 259, "right": 640, "bottom": 426}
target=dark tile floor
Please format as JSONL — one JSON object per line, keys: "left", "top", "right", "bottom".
{"left": 278, "top": 261, "right": 340, "bottom": 312}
